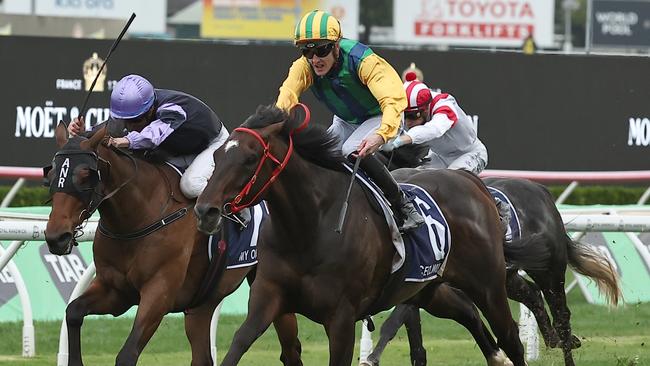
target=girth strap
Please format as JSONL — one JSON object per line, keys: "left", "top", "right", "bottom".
{"left": 98, "top": 206, "right": 189, "bottom": 241}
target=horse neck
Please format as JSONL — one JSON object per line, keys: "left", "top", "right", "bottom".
{"left": 96, "top": 146, "right": 171, "bottom": 230}
{"left": 264, "top": 151, "right": 347, "bottom": 240}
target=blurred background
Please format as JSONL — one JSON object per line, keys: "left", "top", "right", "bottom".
{"left": 1, "top": 0, "right": 648, "bottom": 54}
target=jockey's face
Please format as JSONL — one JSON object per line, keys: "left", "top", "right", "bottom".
{"left": 123, "top": 107, "right": 155, "bottom": 132}
{"left": 301, "top": 41, "right": 338, "bottom": 76}
{"left": 404, "top": 109, "right": 428, "bottom": 129}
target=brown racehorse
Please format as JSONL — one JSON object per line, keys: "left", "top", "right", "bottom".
{"left": 366, "top": 154, "right": 622, "bottom": 366}
{"left": 195, "top": 104, "right": 550, "bottom": 366}
{"left": 43, "top": 122, "right": 302, "bottom": 366}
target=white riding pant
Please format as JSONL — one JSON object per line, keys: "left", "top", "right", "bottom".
{"left": 327, "top": 115, "right": 383, "bottom": 157}
{"left": 419, "top": 140, "right": 488, "bottom": 174}
{"left": 178, "top": 128, "right": 230, "bottom": 198}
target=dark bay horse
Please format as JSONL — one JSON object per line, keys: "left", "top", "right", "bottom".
{"left": 43, "top": 122, "right": 301, "bottom": 366}
{"left": 365, "top": 175, "right": 621, "bottom": 366}
{"left": 194, "top": 104, "right": 549, "bottom": 366}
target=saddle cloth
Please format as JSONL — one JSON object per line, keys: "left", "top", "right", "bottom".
{"left": 487, "top": 186, "right": 522, "bottom": 242}
{"left": 208, "top": 202, "right": 267, "bottom": 269}
{"left": 342, "top": 164, "right": 451, "bottom": 282}
{"left": 166, "top": 162, "right": 263, "bottom": 270}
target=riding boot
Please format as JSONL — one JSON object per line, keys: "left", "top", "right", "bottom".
{"left": 357, "top": 154, "right": 425, "bottom": 232}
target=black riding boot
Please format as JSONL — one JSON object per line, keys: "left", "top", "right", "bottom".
{"left": 357, "top": 154, "right": 425, "bottom": 231}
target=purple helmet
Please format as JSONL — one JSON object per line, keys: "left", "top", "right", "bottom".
{"left": 110, "top": 75, "right": 155, "bottom": 119}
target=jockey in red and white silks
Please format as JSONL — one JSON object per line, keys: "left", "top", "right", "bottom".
{"left": 384, "top": 76, "right": 488, "bottom": 174}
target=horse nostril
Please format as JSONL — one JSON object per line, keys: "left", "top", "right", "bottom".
{"left": 195, "top": 203, "right": 209, "bottom": 219}
{"left": 45, "top": 232, "right": 73, "bottom": 255}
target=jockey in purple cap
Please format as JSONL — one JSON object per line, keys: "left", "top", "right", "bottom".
{"left": 67, "top": 74, "right": 230, "bottom": 200}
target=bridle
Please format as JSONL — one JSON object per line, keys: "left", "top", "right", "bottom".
{"left": 223, "top": 103, "right": 310, "bottom": 215}
{"left": 47, "top": 144, "right": 188, "bottom": 245}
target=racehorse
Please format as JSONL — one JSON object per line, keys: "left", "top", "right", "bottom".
{"left": 194, "top": 104, "right": 551, "bottom": 366}
{"left": 364, "top": 171, "right": 621, "bottom": 366}
{"left": 43, "top": 122, "right": 302, "bottom": 366}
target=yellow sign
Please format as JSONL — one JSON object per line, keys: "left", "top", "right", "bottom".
{"left": 83, "top": 52, "right": 106, "bottom": 92}
{"left": 201, "top": 0, "right": 320, "bottom": 40}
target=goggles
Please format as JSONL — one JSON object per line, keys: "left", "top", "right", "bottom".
{"left": 404, "top": 110, "right": 423, "bottom": 120}
{"left": 301, "top": 43, "right": 335, "bottom": 59}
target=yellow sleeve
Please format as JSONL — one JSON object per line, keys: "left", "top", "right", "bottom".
{"left": 276, "top": 57, "right": 313, "bottom": 111}
{"left": 357, "top": 53, "right": 407, "bottom": 142}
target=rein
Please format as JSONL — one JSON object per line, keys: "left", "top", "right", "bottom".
{"left": 224, "top": 103, "right": 310, "bottom": 214}
{"left": 98, "top": 206, "right": 188, "bottom": 240}
{"left": 95, "top": 147, "right": 191, "bottom": 241}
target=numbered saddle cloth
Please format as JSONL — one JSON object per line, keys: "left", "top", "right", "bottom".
{"left": 342, "top": 164, "right": 452, "bottom": 282}
{"left": 208, "top": 202, "right": 267, "bottom": 269}
{"left": 166, "top": 161, "right": 265, "bottom": 270}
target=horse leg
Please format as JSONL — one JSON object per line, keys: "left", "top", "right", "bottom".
{"left": 506, "top": 271, "right": 560, "bottom": 348}
{"left": 184, "top": 267, "right": 251, "bottom": 366}
{"left": 220, "top": 280, "right": 283, "bottom": 366}
{"left": 185, "top": 299, "right": 221, "bottom": 366}
{"left": 365, "top": 304, "right": 415, "bottom": 366}
{"left": 529, "top": 270, "right": 576, "bottom": 366}
{"left": 403, "top": 305, "right": 427, "bottom": 366}
{"left": 66, "top": 280, "right": 132, "bottom": 366}
{"left": 463, "top": 280, "right": 525, "bottom": 366}
{"left": 242, "top": 268, "right": 302, "bottom": 365}
{"left": 323, "top": 304, "right": 356, "bottom": 366}
{"left": 115, "top": 278, "right": 179, "bottom": 366}
{"left": 273, "top": 313, "right": 303, "bottom": 366}
{"left": 420, "top": 283, "right": 512, "bottom": 366}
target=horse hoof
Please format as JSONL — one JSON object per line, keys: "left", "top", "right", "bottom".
{"left": 571, "top": 334, "right": 582, "bottom": 349}
{"left": 488, "top": 350, "right": 513, "bottom": 366}
{"left": 359, "top": 361, "right": 376, "bottom": 366}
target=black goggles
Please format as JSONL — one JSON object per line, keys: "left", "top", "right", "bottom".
{"left": 301, "top": 43, "right": 334, "bottom": 59}
{"left": 404, "top": 110, "right": 423, "bottom": 120}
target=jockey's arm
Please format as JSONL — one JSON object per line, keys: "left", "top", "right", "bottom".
{"left": 125, "top": 104, "right": 186, "bottom": 149}
{"left": 358, "top": 54, "right": 406, "bottom": 142}
{"left": 276, "top": 57, "right": 313, "bottom": 111}
{"left": 406, "top": 113, "right": 456, "bottom": 144}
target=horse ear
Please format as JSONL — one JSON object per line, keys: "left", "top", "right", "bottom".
{"left": 288, "top": 103, "right": 310, "bottom": 134}
{"left": 55, "top": 121, "right": 68, "bottom": 148}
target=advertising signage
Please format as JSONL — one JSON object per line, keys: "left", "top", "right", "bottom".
{"left": 201, "top": 0, "right": 359, "bottom": 41}
{"left": 394, "top": 0, "right": 555, "bottom": 48}
{"left": 1, "top": 36, "right": 649, "bottom": 171}
{"left": 591, "top": 0, "right": 650, "bottom": 48}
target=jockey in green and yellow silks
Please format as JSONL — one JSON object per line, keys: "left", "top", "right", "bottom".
{"left": 276, "top": 9, "right": 424, "bottom": 231}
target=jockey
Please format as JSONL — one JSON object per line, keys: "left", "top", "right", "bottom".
{"left": 276, "top": 9, "right": 424, "bottom": 231}
{"left": 390, "top": 72, "right": 509, "bottom": 231}
{"left": 384, "top": 76, "right": 488, "bottom": 174}
{"left": 67, "top": 74, "right": 229, "bottom": 200}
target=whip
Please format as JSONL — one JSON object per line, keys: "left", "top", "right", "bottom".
{"left": 77, "top": 13, "right": 136, "bottom": 121}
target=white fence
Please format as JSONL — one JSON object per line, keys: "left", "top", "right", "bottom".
{"left": 2, "top": 167, "right": 650, "bottom": 364}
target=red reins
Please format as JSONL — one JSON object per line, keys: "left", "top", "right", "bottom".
{"left": 223, "top": 103, "right": 310, "bottom": 214}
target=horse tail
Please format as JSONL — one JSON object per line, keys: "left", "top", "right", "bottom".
{"left": 566, "top": 236, "right": 622, "bottom": 306}
{"left": 502, "top": 233, "right": 553, "bottom": 272}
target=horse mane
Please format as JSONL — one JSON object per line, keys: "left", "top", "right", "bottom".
{"left": 243, "top": 104, "right": 346, "bottom": 172}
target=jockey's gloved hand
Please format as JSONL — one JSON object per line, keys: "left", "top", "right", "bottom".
{"left": 381, "top": 136, "right": 405, "bottom": 152}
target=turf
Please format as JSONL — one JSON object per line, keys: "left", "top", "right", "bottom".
{"left": 0, "top": 290, "right": 648, "bottom": 366}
